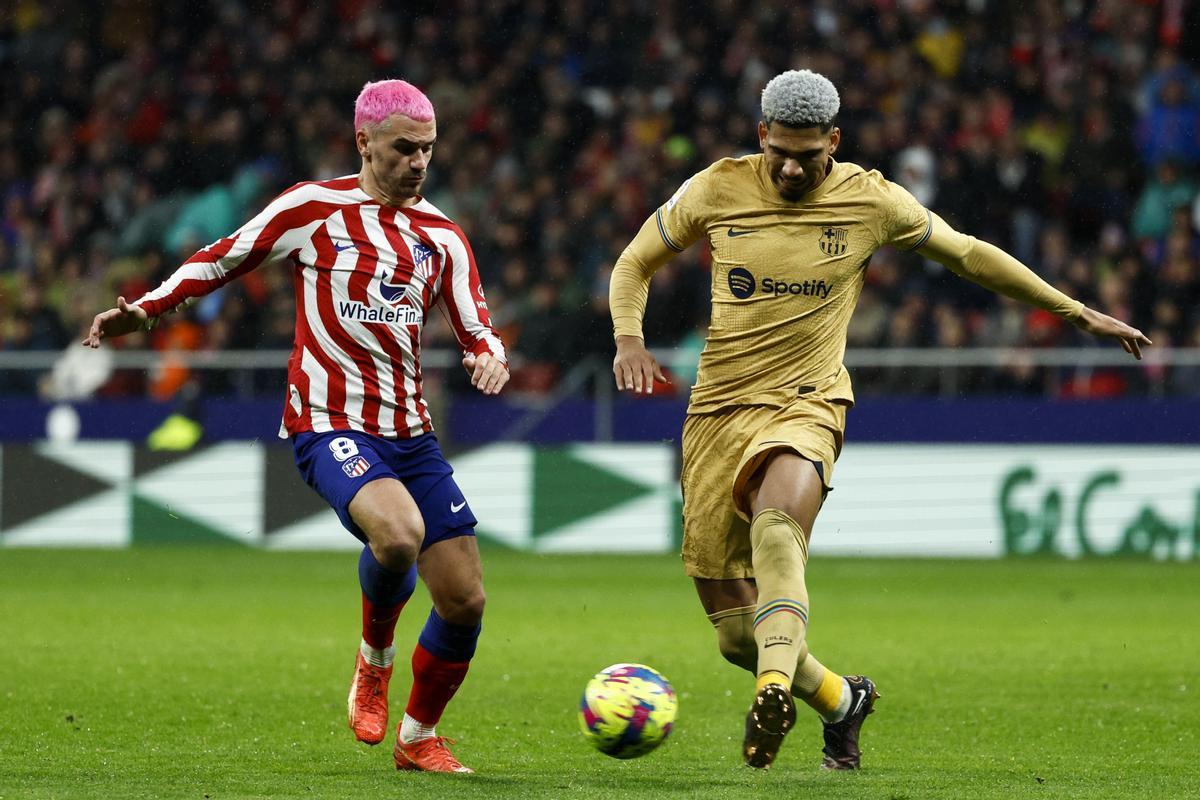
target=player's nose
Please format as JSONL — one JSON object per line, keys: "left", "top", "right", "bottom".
{"left": 781, "top": 159, "right": 803, "bottom": 178}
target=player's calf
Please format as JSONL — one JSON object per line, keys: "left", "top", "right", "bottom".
{"left": 709, "top": 604, "right": 758, "bottom": 673}
{"left": 390, "top": 608, "right": 481, "bottom": 770}
{"left": 350, "top": 549, "right": 416, "bottom": 745}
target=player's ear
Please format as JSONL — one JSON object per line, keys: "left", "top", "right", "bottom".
{"left": 828, "top": 127, "right": 840, "bottom": 155}
{"left": 758, "top": 121, "right": 769, "bottom": 150}
{"left": 355, "top": 128, "right": 371, "bottom": 160}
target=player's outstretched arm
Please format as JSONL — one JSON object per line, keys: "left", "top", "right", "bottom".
{"left": 83, "top": 185, "right": 326, "bottom": 351}
{"left": 81, "top": 296, "right": 150, "bottom": 348}
{"left": 916, "top": 213, "right": 1150, "bottom": 359}
{"left": 1072, "top": 306, "right": 1152, "bottom": 360}
{"left": 462, "top": 352, "right": 508, "bottom": 395}
{"left": 610, "top": 213, "right": 680, "bottom": 395}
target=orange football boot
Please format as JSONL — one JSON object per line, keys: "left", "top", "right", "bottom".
{"left": 393, "top": 735, "right": 474, "bottom": 773}
{"left": 348, "top": 651, "right": 392, "bottom": 745}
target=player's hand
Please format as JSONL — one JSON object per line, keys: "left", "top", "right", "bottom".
{"left": 613, "top": 334, "right": 668, "bottom": 394}
{"left": 463, "top": 352, "right": 509, "bottom": 395}
{"left": 1072, "top": 306, "right": 1152, "bottom": 360}
{"left": 82, "top": 296, "right": 149, "bottom": 348}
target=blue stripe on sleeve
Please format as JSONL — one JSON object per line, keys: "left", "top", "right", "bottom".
{"left": 908, "top": 208, "right": 933, "bottom": 251}
{"left": 656, "top": 208, "right": 684, "bottom": 252}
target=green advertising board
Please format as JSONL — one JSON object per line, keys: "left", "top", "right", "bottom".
{"left": 1, "top": 442, "right": 1195, "bottom": 560}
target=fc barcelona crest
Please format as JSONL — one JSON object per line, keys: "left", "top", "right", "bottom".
{"left": 819, "top": 226, "right": 848, "bottom": 257}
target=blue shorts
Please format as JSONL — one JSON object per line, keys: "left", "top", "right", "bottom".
{"left": 292, "top": 430, "right": 477, "bottom": 549}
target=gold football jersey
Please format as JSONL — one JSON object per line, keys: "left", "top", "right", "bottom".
{"left": 655, "top": 155, "right": 931, "bottom": 413}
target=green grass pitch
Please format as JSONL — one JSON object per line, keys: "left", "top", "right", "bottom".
{"left": 1, "top": 548, "right": 1196, "bottom": 799}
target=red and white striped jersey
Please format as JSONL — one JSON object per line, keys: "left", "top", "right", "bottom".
{"left": 135, "top": 176, "right": 507, "bottom": 439}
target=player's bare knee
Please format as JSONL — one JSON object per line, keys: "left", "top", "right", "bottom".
{"left": 371, "top": 536, "right": 419, "bottom": 571}
{"left": 456, "top": 584, "right": 487, "bottom": 623}
{"left": 438, "top": 585, "right": 486, "bottom": 625}
{"left": 367, "top": 512, "right": 424, "bottom": 570}
{"left": 747, "top": 454, "right": 823, "bottom": 528}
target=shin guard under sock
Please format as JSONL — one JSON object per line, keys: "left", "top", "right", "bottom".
{"left": 750, "top": 508, "right": 810, "bottom": 688}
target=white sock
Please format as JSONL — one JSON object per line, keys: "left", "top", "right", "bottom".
{"left": 360, "top": 639, "right": 396, "bottom": 669}
{"left": 822, "top": 679, "right": 852, "bottom": 723}
{"left": 399, "top": 713, "right": 436, "bottom": 744}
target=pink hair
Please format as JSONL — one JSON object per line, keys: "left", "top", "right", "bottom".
{"left": 354, "top": 79, "right": 435, "bottom": 130}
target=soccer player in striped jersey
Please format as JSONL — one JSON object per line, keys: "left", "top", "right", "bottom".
{"left": 84, "top": 79, "right": 508, "bottom": 774}
{"left": 609, "top": 69, "right": 1150, "bottom": 771}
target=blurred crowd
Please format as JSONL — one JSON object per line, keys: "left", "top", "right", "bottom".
{"left": 3, "top": 0, "right": 1200, "bottom": 400}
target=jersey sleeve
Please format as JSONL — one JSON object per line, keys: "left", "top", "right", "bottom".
{"left": 609, "top": 213, "right": 678, "bottom": 340}
{"left": 134, "top": 183, "right": 327, "bottom": 318}
{"left": 653, "top": 169, "right": 715, "bottom": 253}
{"left": 870, "top": 173, "right": 934, "bottom": 251}
{"left": 437, "top": 228, "right": 507, "bottom": 364}
{"left": 920, "top": 212, "right": 1084, "bottom": 321}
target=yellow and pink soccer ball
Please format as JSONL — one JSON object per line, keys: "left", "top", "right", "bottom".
{"left": 578, "top": 663, "right": 677, "bottom": 759}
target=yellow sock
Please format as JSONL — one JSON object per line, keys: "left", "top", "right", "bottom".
{"left": 791, "top": 640, "right": 849, "bottom": 720}
{"left": 756, "top": 670, "right": 790, "bottom": 691}
{"left": 807, "top": 665, "right": 845, "bottom": 717}
{"left": 749, "top": 508, "right": 810, "bottom": 687}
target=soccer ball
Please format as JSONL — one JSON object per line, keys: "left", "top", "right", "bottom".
{"left": 578, "top": 663, "right": 677, "bottom": 759}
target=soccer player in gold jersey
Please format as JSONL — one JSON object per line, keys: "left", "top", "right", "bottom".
{"left": 609, "top": 69, "right": 1150, "bottom": 771}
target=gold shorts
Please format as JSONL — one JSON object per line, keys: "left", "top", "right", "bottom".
{"left": 679, "top": 394, "right": 848, "bottom": 580}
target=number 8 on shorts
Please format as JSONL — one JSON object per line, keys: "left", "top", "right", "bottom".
{"left": 329, "top": 437, "right": 360, "bottom": 462}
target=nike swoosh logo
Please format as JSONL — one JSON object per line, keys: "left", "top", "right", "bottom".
{"left": 849, "top": 688, "right": 867, "bottom": 717}
{"left": 764, "top": 641, "right": 790, "bottom": 648}
{"left": 334, "top": 242, "right": 355, "bottom": 252}
{"left": 727, "top": 227, "right": 756, "bottom": 237}
{"left": 450, "top": 500, "right": 466, "bottom": 513}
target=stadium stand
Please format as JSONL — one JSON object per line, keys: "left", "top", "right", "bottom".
{"left": 2, "top": 0, "right": 1198, "bottom": 398}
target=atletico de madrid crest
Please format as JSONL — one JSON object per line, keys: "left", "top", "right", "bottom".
{"left": 819, "top": 226, "right": 848, "bottom": 257}
{"left": 342, "top": 456, "right": 371, "bottom": 478}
